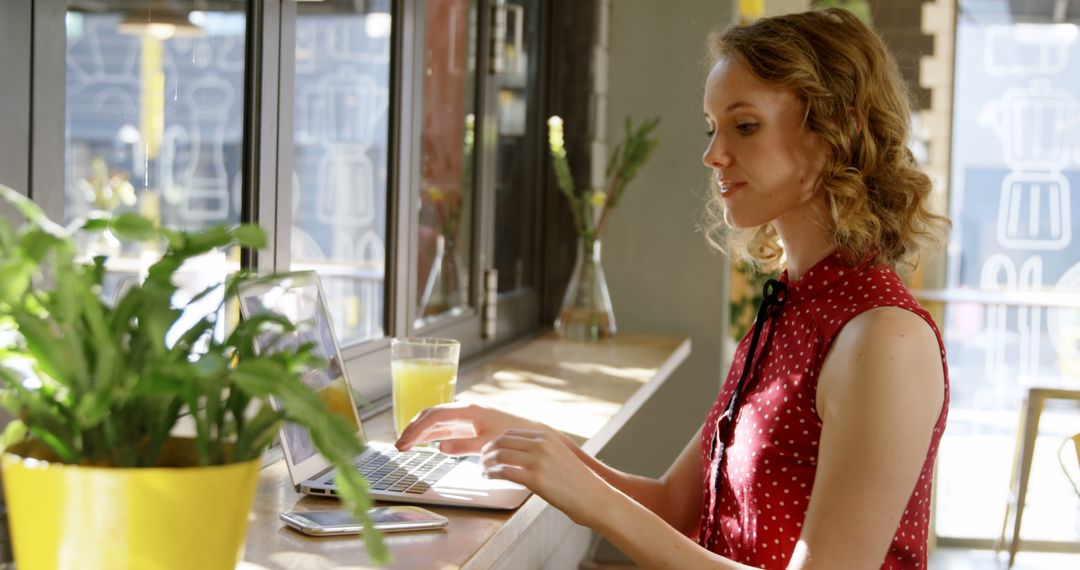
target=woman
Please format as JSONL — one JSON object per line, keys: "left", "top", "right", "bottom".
{"left": 397, "top": 8, "right": 950, "bottom": 569}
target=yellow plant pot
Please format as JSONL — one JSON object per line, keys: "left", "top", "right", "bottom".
{"left": 1, "top": 440, "right": 261, "bottom": 570}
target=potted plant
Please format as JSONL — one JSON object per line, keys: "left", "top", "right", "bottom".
{"left": 0, "top": 185, "right": 388, "bottom": 568}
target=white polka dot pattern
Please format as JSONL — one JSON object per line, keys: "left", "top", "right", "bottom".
{"left": 696, "top": 251, "right": 950, "bottom": 569}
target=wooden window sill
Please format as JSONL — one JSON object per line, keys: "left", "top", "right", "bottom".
{"left": 240, "top": 331, "right": 691, "bottom": 570}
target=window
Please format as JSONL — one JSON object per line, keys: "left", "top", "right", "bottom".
{"left": 938, "top": 0, "right": 1080, "bottom": 544}
{"left": 287, "top": 0, "right": 393, "bottom": 347}
{"left": 404, "top": 0, "right": 546, "bottom": 351}
{"left": 64, "top": 1, "right": 249, "bottom": 338}
{"left": 23, "top": 0, "right": 554, "bottom": 410}
{"left": 414, "top": 0, "right": 478, "bottom": 328}
{"left": 491, "top": 0, "right": 543, "bottom": 339}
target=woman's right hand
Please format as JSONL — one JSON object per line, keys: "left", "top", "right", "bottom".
{"left": 394, "top": 403, "right": 542, "bottom": 455}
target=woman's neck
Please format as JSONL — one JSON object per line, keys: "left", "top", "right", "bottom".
{"left": 773, "top": 195, "right": 834, "bottom": 281}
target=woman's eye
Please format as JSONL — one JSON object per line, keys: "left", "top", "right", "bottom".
{"left": 736, "top": 122, "right": 759, "bottom": 135}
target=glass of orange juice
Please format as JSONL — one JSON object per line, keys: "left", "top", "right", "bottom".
{"left": 391, "top": 337, "right": 460, "bottom": 438}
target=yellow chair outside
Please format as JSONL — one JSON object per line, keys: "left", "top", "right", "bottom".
{"left": 995, "top": 388, "right": 1080, "bottom": 568}
{"left": 1062, "top": 432, "right": 1080, "bottom": 499}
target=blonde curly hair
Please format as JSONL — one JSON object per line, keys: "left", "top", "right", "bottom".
{"left": 703, "top": 8, "right": 950, "bottom": 272}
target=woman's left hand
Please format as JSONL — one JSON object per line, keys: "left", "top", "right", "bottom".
{"left": 480, "top": 428, "right": 611, "bottom": 526}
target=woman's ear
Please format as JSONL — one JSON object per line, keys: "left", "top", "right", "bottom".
{"left": 848, "top": 107, "right": 863, "bottom": 135}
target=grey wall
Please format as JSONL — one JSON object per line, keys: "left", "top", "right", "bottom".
{"left": 597, "top": 0, "right": 734, "bottom": 481}
{"left": 0, "top": 5, "right": 27, "bottom": 562}
{"left": 0, "top": 0, "right": 31, "bottom": 195}
{"left": 0, "top": 3, "right": 30, "bottom": 422}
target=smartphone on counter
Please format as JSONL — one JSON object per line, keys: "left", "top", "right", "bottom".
{"left": 279, "top": 506, "right": 449, "bottom": 536}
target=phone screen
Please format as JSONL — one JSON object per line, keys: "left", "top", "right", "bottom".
{"left": 295, "top": 508, "right": 445, "bottom": 528}
{"left": 297, "top": 511, "right": 360, "bottom": 527}
{"left": 370, "top": 509, "right": 445, "bottom": 525}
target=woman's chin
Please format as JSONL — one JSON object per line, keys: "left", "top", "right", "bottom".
{"left": 723, "top": 213, "right": 761, "bottom": 230}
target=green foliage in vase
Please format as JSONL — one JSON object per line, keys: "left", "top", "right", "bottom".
{"left": 0, "top": 185, "right": 388, "bottom": 563}
{"left": 547, "top": 115, "right": 661, "bottom": 245}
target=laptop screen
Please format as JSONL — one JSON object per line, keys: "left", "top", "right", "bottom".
{"left": 236, "top": 273, "right": 361, "bottom": 467}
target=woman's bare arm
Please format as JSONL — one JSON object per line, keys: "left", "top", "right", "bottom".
{"left": 397, "top": 404, "right": 704, "bottom": 533}
{"left": 790, "top": 307, "right": 944, "bottom": 568}
{"left": 560, "top": 427, "right": 704, "bottom": 535}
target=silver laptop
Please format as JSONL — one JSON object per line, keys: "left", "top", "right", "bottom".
{"left": 236, "top": 271, "right": 530, "bottom": 510}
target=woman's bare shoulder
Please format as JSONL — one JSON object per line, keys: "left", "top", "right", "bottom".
{"left": 817, "top": 306, "right": 944, "bottom": 420}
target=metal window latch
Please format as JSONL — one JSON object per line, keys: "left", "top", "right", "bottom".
{"left": 482, "top": 268, "right": 498, "bottom": 338}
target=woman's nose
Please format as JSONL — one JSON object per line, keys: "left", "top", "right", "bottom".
{"left": 702, "top": 136, "right": 733, "bottom": 169}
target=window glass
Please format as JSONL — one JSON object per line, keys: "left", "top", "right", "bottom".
{"left": 493, "top": 0, "right": 540, "bottom": 294}
{"left": 65, "top": 1, "right": 248, "bottom": 336}
{"left": 939, "top": 0, "right": 1080, "bottom": 541}
{"left": 289, "top": 0, "right": 393, "bottom": 347}
{"left": 415, "top": 0, "right": 477, "bottom": 326}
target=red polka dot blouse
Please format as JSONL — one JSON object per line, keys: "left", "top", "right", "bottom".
{"left": 697, "top": 251, "right": 949, "bottom": 568}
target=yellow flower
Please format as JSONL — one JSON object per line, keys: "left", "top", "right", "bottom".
{"left": 426, "top": 186, "right": 445, "bottom": 203}
{"left": 547, "top": 116, "right": 565, "bottom": 154}
{"left": 589, "top": 191, "right": 607, "bottom": 208}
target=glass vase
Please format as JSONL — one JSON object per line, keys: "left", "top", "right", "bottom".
{"left": 555, "top": 237, "right": 616, "bottom": 341}
{"left": 79, "top": 209, "right": 122, "bottom": 259}
{"left": 418, "top": 234, "right": 467, "bottom": 318}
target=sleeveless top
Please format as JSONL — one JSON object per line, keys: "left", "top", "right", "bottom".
{"left": 697, "top": 251, "right": 949, "bottom": 569}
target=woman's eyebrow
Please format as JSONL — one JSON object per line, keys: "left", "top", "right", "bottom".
{"left": 705, "top": 101, "right": 758, "bottom": 120}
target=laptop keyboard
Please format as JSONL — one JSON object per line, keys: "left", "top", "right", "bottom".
{"left": 333, "top": 449, "right": 464, "bottom": 494}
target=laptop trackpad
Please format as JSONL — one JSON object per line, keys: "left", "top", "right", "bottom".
{"left": 435, "top": 456, "right": 527, "bottom": 492}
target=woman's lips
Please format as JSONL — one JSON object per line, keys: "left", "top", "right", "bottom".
{"left": 718, "top": 180, "right": 747, "bottom": 197}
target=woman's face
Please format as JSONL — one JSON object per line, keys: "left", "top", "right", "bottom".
{"left": 702, "top": 56, "right": 828, "bottom": 230}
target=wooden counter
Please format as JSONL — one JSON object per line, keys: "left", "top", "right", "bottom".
{"left": 239, "top": 332, "right": 691, "bottom": 570}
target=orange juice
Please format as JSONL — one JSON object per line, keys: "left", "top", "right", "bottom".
{"left": 391, "top": 358, "right": 457, "bottom": 436}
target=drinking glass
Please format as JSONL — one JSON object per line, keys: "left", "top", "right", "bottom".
{"left": 390, "top": 337, "right": 460, "bottom": 438}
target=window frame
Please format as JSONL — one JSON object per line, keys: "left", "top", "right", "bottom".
{"left": 0, "top": 0, "right": 33, "bottom": 198}
{"left": 485, "top": 0, "right": 547, "bottom": 348}
{"left": 4, "top": 0, "right": 66, "bottom": 221}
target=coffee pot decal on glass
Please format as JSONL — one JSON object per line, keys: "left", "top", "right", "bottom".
{"left": 981, "top": 80, "right": 1074, "bottom": 250}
